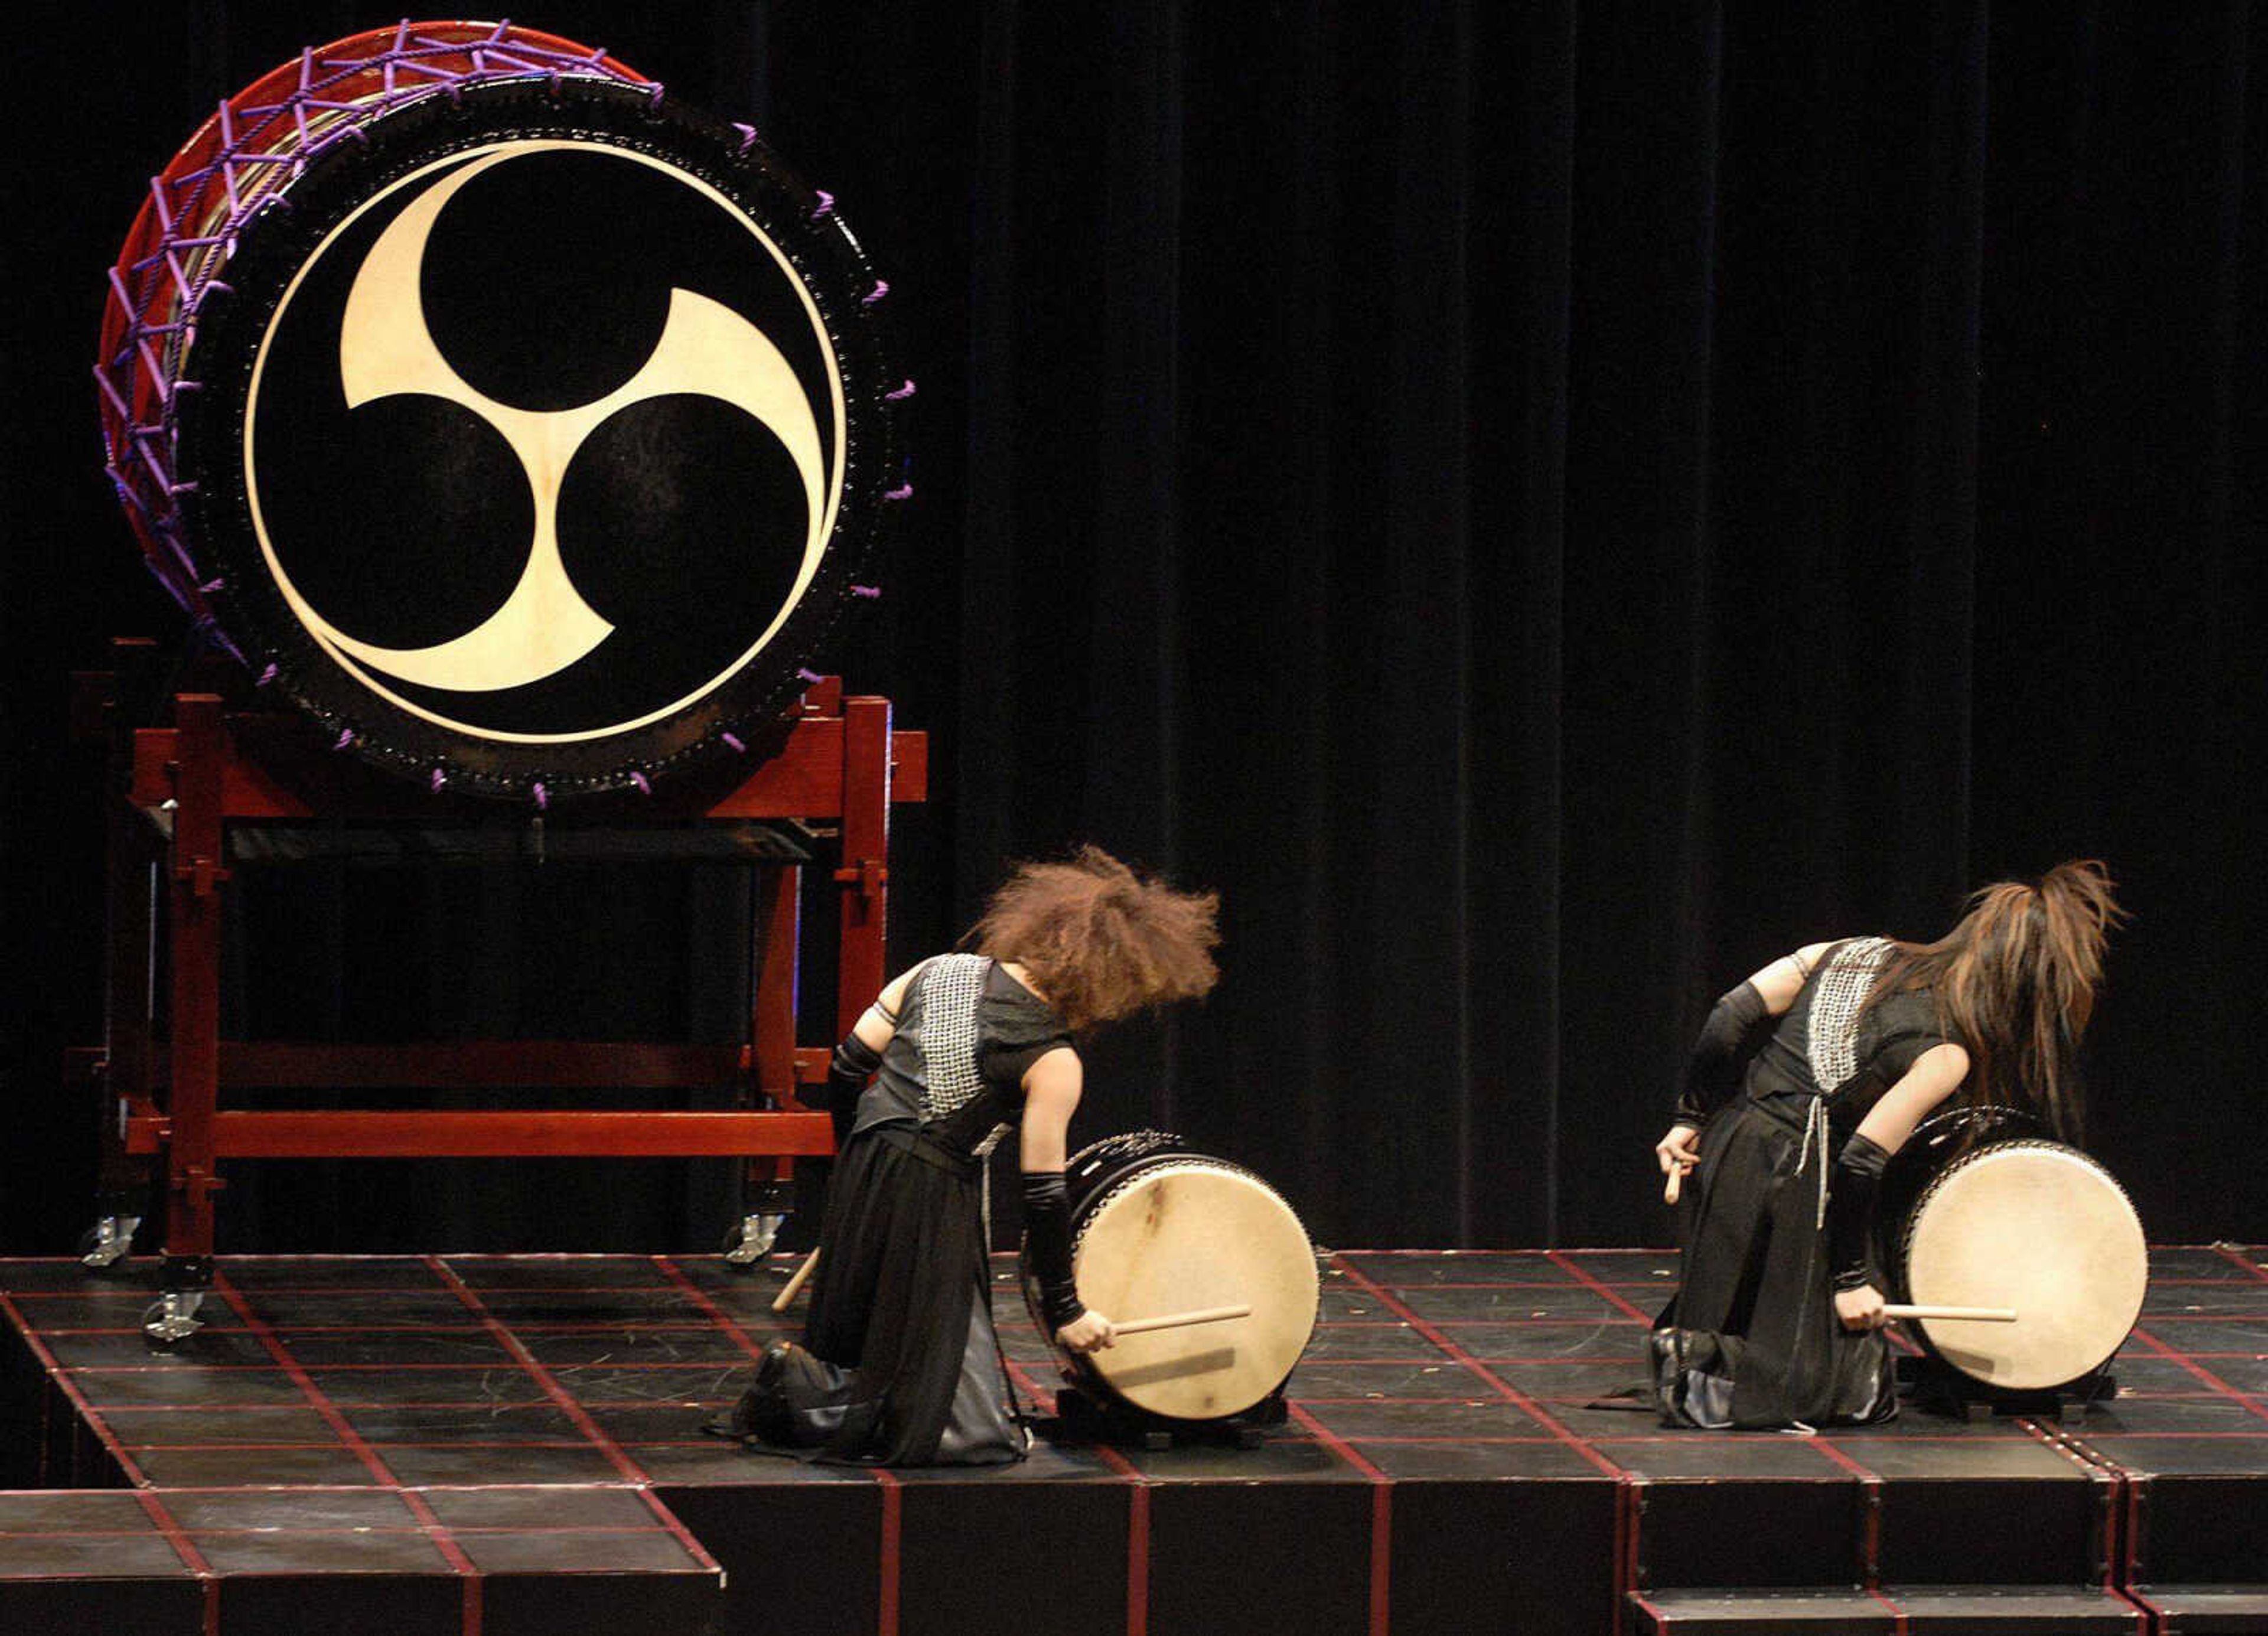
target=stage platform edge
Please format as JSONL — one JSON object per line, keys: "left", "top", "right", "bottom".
{"left": 4, "top": 1246, "right": 2265, "bottom": 1635}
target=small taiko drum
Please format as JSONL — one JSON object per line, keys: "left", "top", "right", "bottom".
{"left": 1024, "top": 1131, "right": 1319, "bottom": 1423}
{"left": 96, "top": 22, "right": 901, "bottom": 799}
{"left": 1882, "top": 1107, "right": 2148, "bottom": 1392}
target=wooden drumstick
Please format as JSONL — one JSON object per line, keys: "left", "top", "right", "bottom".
{"left": 1882, "top": 1303, "right": 2018, "bottom": 1323}
{"left": 1111, "top": 1303, "right": 1253, "bottom": 1337}
{"left": 770, "top": 1247, "right": 821, "bottom": 1313}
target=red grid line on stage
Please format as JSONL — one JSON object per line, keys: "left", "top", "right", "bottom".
{"left": 647, "top": 1253, "right": 894, "bottom": 1615}
{"left": 2213, "top": 1244, "right": 2268, "bottom": 1283}
{"left": 0, "top": 1295, "right": 221, "bottom": 1629}
{"left": 2016, "top": 1416, "right": 2151, "bottom": 1624}
{"left": 1339, "top": 1260, "right": 1645, "bottom": 1636}
{"left": 133, "top": 1490, "right": 221, "bottom": 1636}
{"left": 1342, "top": 1252, "right": 1687, "bottom": 1262}
{"left": 0, "top": 1289, "right": 152, "bottom": 1486}
{"left": 1282, "top": 1399, "right": 1392, "bottom": 1636}
{"left": 2122, "top": 1326, "right": 2268, "bottom": 1423}
{"left": 0, "top": 1523, "right": 712, "bottom": 1540}
{"left": 998, "top": 1350, "right": 1152, "bottom": 1636}
{"left": 208, "top": 1269, "right": 485, "bottom": 1630}
{"left": 2084, "top": 1422, "right": 2159, "bottom": 1626}
{"left": 120, "top": 1441, "right": 607, "bottom": 1452}
{"left": 426, "top": 1258, "right": 723, "bottom": 1579}
{"left": 1794, "top": 1432, "right": 1906, "bottom": 1630}
{"left": 647, "top": 1256, "right": 770, "bottom": 1363}
{"left": 7, "top": 1285, "right": 691, "bottom": 1299}
{"left": 1553, "top": 1233, "right": 1914, "bottom": 1628}
{"left": 1289, "top": 1355, "right": 1648, "bottom": 1365}
{"left": 61, "top": 1360, "right": 764, "bottom": 1374}
{"left": 29, "top": 1321, "right": 757, "bottom": 1337}
{"left": 424, "top": 1260, "right": 644, "bottom": 1485}
{"left": 15, "top": 1310, "right": 1673, "bottom": 1333}
{"left": 1542, "top": 1251, "right": 1657, "bottom": 1325}
{"left": 96, "top": 1400, "right": 568, "bottom": 1414}
{"left": 82, "top": 1273, "right": 2265, "bottom": 1298}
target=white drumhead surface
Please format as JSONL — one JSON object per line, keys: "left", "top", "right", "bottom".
{"left": 1075, "top": 1162, "right": 1319, "bottom": 1420}
{"left": 1904, "top": 1143, "right": 2147, "bottom": 1390}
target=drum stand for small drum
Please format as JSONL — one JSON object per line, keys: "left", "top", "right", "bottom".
{"left": 1895, "top": 1354, "right": 2119, "bottom": 1426}
{"left": 67, "top": 643, "right": 924, "bottom": 1341}
{"left": 1045, "top": 1383, "right": 1290, "bottom": 1452}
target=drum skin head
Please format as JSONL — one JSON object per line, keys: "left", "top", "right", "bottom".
{"left": 1073, "top": 1161, "right": 1319, "bottom": 1421}
{"left": 1901, "top": 1141, "right": 2148, "bottom": 1391}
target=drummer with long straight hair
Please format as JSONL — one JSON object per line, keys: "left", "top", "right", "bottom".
{"left": 718, "top": 845, "right": 1221, "bottom": 1465}
{"left": 1648, "top": 860, "right": 2124, "bottom": 1428}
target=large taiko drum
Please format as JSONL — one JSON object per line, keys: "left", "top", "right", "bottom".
{"left": 1881, "top": 1106, "right": 2148, "bottom": 1393}
{"left": 1024, "top": 1131, "right": 1319, "bottom": 1423}
{"left": 96, "top": 23, "right": 901, "bottom": 799}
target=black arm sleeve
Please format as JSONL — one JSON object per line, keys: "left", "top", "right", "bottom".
{"left": 826, "top": 1034, "right": 884, "bottom": 1147}
{"left": 1021, "top": 1171, "right": 1087, "bottom": 1329}
{"left": 1825, "top": 1131, "right": 1892, "bottom": 1292}
{"left": 1673, "top": 981, "right": 1768, "bottom": 1127}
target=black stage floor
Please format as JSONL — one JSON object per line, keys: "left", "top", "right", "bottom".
{"left": 4, "top": 1247, "right": 2267, "bottom": 1635}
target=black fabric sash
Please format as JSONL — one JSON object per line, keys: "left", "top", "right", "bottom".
{"left": 871, "top": 1123, "right": 981, "bottom": 1181}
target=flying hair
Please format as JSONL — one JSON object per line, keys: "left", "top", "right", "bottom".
{"left": 1864, "top": 859, "right": 2126, "bottom": 1142}
{"left": 969, "top": 845, "right": 1220, "bottom": 1031}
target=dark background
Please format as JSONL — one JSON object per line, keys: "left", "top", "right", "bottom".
{"left": 3, "top": 2, "right": 2262, "bottom": 1255}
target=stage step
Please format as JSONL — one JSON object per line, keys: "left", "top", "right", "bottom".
{"left": 2135, "top": 1586, "right": 2268, "bottom": 1633}
{"left": 1632, "top": 1588, "right": 1896, "bottom": 1631}
{"left": 1632, "top": 1585, "right": 2146, "bottom": 1632}
{"left": 0, "top": 1487, "right": 723, "bottom": 1636}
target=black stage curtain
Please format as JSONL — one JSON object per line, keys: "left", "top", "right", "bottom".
{"left": 4, "top": 3, "right": 2263, "bottom": 1254}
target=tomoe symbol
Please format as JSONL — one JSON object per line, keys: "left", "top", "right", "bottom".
{"left": 243, "top": 139, "right": 846, "bottom": 745}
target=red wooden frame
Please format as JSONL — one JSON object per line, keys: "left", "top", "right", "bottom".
{"left": 77, "top": 653, "right": 926, "bottom": 1276}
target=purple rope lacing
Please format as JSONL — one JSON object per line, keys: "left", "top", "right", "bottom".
{"left": 97, "top": 22, "right": 652, "bottom": 628}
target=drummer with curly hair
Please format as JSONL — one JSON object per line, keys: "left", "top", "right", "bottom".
{"left": 718, "top": 845, "right": 1221, "bottom": 1465}
{"left": 1649, "top": 859, "right": 2123, "bottom": 1428}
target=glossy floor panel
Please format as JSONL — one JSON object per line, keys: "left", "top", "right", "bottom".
{"left": 2, "top": 1244, "right": 2262, "bottom": 1634}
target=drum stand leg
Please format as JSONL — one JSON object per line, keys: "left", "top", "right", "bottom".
{"left": 78, "top": 1208, "right": 143, "bottom": 1271}
{"left": 722, "top": 1178, "right": 794, "bottom": 1269}
{"left": 142, "top": 1256, "right": 214, "bottom": 1345}
{"left": 1048, "top": 1384, "right": 1285, "bottom": 1451}
{"left": 1896, "top": 1354, "right": 2118, "bottom": 1423}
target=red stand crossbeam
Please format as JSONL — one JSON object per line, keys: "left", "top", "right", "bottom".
{"left": 86, "top": 672, "right": 926, "bottom": 1277}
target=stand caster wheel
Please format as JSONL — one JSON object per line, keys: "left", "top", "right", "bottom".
{"left": 78, "top": 1215, "right": 142, "bottom": 1272}
{"left": 721, "top": 1212, "right": 787, "bottom": 1271}
{"left": 141, "top": 1291, "right": 206, "bottom": 1345}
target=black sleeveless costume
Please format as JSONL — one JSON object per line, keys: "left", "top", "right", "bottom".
{"left": 1651, "top": 939, "right": 1948, "bottom": 1428}
{"left": 737, "top": 954, "right": 1073, "bottom": 1464}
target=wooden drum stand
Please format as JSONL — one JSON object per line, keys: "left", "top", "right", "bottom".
{"left": 69, "top": 641, "right": 924, "bottom": 1341}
